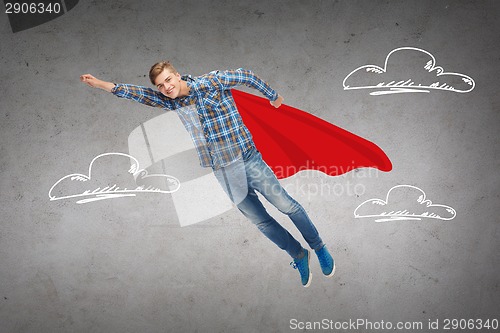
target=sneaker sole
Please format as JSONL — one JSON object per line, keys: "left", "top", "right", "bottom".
{"left": 324, "top": 261, "right": 336, "bottom": 278}
{"left": 303, "top": 250, "right": 312, "bottom": 288}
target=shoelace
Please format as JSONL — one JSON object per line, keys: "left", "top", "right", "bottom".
{"left": 290, "top": 260, "right": 306, "bottom": 273}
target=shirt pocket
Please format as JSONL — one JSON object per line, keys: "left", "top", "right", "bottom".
{"left": 204, "top": 90, "right": 222, "bottom": 114}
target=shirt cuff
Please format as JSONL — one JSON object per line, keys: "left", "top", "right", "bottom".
{"left": 110, "top": 83, "right": 121, "bottom": 95}
{"left": 269, "top": 91, "right": 279, "bottom": 102}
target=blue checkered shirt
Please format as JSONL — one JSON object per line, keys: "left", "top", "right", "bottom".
{"left": 112, "top": 68, "right": 278, "bottom": 169}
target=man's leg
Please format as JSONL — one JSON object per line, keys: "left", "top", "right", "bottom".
{"left": 235, "top": 187, "right": 313, "bottom": 287}
{"left": 244, "top": 149, "right": 336, "bottom": 279}
{"left": 245, "top": 150, "right": 324, "bottom": 251}
{"left": 213, "top": 148, "right": 327, "bottom": 286}
{"left": 236, "top": 188, "right": 304, "bottom": 259}
{"left": 213, "top": 161, "right": 304, "bottom": 259}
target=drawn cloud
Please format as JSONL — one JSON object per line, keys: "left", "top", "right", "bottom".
{"left": 49, "top": 152, "right": 180, "bottom": 204}
{"left": 343, "top": 47, "right": 475, "bottom": 95}
{"left": 354, "top": 185, "right": 456, "bottom": 222}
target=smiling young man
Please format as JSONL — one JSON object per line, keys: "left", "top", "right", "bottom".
{"left": 80, "top": 62, "right": 335, "bottom": 287}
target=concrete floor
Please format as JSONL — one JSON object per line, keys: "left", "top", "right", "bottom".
{"left": 1, "top": 0, "right": 499, "bottom": 332}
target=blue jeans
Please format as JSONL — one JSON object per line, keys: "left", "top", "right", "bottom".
{"left": 214, "top": 147, "right": 324, "bottom": 258}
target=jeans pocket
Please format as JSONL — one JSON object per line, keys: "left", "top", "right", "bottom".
{"left": 243, "top": 146, "right": 258, "bottom": 162}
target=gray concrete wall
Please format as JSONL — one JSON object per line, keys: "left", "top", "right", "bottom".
{"left": 0, "top": 0, "right": 498, "bottom": 332}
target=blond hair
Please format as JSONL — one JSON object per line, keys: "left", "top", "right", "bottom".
{"left": 149, "top": 61, "right": 177, "bottom": 85}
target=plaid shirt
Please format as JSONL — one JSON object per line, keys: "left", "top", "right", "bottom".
{"left": 112, "top": 68, "right": 278, "bottom": 169}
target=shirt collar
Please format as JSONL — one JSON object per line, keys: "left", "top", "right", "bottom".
{"left": 182, "top": 74, "right": 194, "bottom": 81}
{"left": 181, "top": 74, "right": 194, "bottom": 98}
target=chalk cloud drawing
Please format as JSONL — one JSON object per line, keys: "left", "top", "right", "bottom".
{"left": 354, "top": 185, "right": 456, "bottom": 222}
{"left": 343, "top": 47, "right": 475, "bottom": 96}
{"left": 48, "top": 152, "right": 180, "bottom": 204}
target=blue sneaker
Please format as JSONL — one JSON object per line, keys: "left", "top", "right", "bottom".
{"left": 290, "top": 249, "right": 312, "bottom": 287}
{"left": 315, "top": 245, "right": 335, "bottom": 277}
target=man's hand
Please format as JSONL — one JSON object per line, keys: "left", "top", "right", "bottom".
{"left": 80, "top": 74, "right": 99, "bottom": 87}
{"left": 270, "top": 95, "right": 284, "bottom": 108}
{"left": 80, "top": 74, "right": 115, "bottom": 92}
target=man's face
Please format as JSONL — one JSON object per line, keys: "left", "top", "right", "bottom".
{"left": 154, "top": 68, "right": 182, "bottom": 98}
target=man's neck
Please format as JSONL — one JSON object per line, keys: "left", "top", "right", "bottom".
{"left": 178, "top": 80, "right": 190, "bottom": 98}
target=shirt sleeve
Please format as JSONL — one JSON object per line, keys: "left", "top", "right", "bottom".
{"left": 111, "top": 84, "right": 174, "bottom": 110}
{"left": 216, "top": 68, "right": 279, "bottom": 102}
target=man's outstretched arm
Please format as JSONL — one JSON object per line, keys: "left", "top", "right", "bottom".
{"left": 80, "top": 74, "right": 173, "bottom": 110}
{"left": 80, "top": 74, "right": 116, "bottom": 92}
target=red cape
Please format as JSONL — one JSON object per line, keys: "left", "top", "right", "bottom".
{"left": 232, "top": 89, "right": 392, "bottom": 179}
